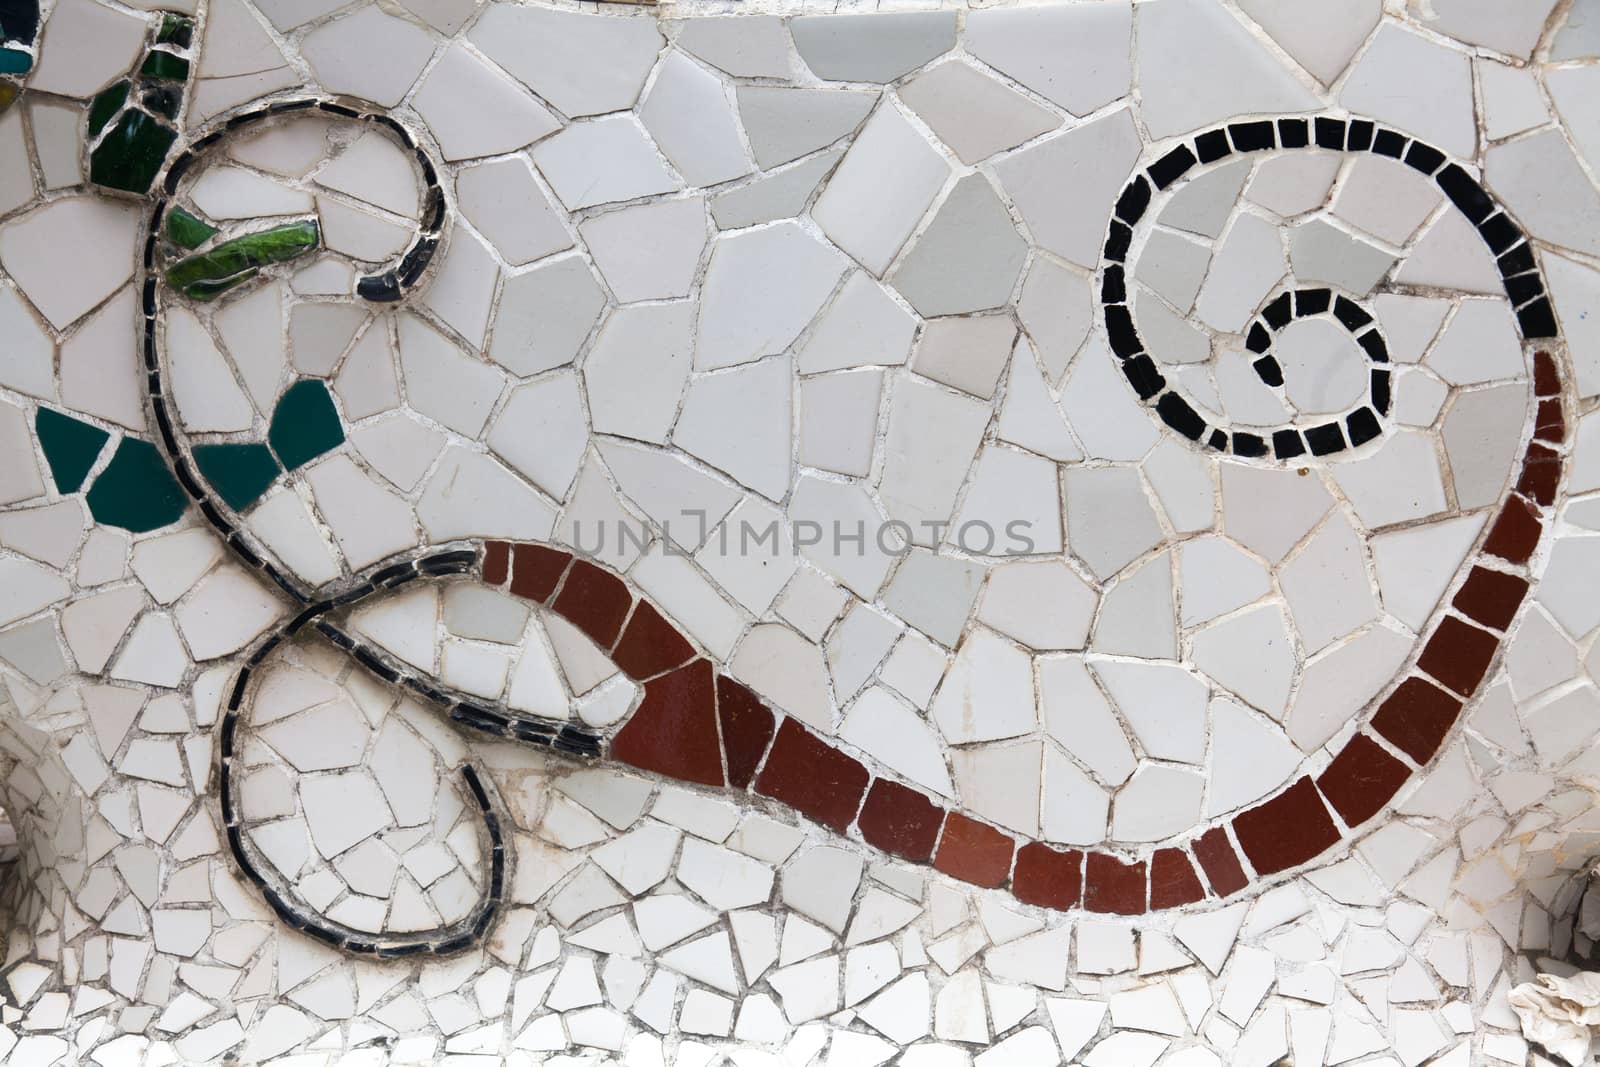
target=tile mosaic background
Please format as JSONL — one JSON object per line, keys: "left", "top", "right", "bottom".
{"left": 2, "top": 0, "right": 1600, "bottom": 1062}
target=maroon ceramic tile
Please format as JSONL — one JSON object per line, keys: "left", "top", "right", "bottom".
{"left": 481, "top": 540, "right": 509, "bottom": 586}
{"left": 1231, "top": 777, "right": 1342, "bottom": 877}
{"left": 1316, "top": 733, "right": 1411, "bottom": 828}
{"left": 1451, "top": 566, "right": 1528, "bottom": 633}
{"left": 1149, "top": 848, "right": 1205, "bottom": 909}
{"left": 510, "top": 543, "right": 570, "bottom": 603}
{"left": 857, "top": 778, "right": 944, "bottom": 863}
{"left": 1083, "top": 852, "right": 1147, "bottom": 915}
{"left": 755, "top": 719, "right": 869, "bottom": 834}
{"left": 1192, "top": 827, "right": 1249, "bottom": 897}
{"left": 612, "top": 601, "right": 696, "bottom": 681}
{"left": 609, "top": 659, "right": 724, "bottom": 788}
{"left": 1371, "top": 674, "right": 1464, "bottom": 764}
{"left": 716, "top": 676, "right": 775, "bottom": 791}
{"left": 1417, "top": 615, "right": 1500, "bottom": 698}
{"left": 1518, "top": 442, "right": 1560, "bottom": 507}
{"left": 932, "top": 813, "right": 1015, "bottom": 889}
{"left": 552, "top": 559, "right": 633, "bottom": 649}
{"left": 1536, "top": 397, "right": 1565, "bottom": 444}
{"left": 1535, "top": 350, "right": 1560, "bottom": 397}
{"left": 1011, "top": 843, "right": 1083, "bottom": 911}
{"left": 1483, "top": 495, "right": 1541, "bottom": 565}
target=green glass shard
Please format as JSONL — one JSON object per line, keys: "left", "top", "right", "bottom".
{"left": 165, "top": 206, "right": 215, "bottom": 250}
{"left": 89, "top": 109, "right": 176, "bottom": 194}
{"left": 182, "top": 269, "right": 260, "bottom": 300}
{"left": 85, "top": 438, "right": 186, "bottom": 533}
{"left": 87, "top": 80, "right": 128, "bottom": 136}
{"left": 0, "top": 83, "right": 17, "bottom": 115}
{"left": 156, "top": 13, "right": 193, "bottom": 46}
{"left": 36, "top": 408, "right": 109, "bottom": 493}
{"left": 268, "top": 380, "right": 344, "bottom": 472}
{"left": 192, "top": 442, "right": 280, "bottom": 511}
{"left": 165, "top": 220, "right": 319, "bottom": 300}
{"left": 139, "top": 50, "right": 188, "bottom": 82}
{"left": 0, "top": 49, "right": 30, "bottom": 74}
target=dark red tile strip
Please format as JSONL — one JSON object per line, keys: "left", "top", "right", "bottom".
{"left": 1315, "top": 733, "right": 1410, "bottom": 828}
{"left": 858, "top": 779, "right": 945, "bottom": 864}
{"left": 1535, "top": 350, "right": 1560, "bottom": 397}
{"left": 755, "top": 719, "right": 869, "bottom": 834}
{"left": 933, "top": 813, "right": 1015, "bottom": 889}
{"left": 1231, "top": 777, "right": 1341, "bottom": 877}
{"left": 1483, "top": 495, "right": 1542, "bottom": 564}
{"left": 552, "top": 560, "right": 633, "bottom": 649}
{"left": 1518, "top": 442, "right": 1560, "bottom": 506}
{"left": 1417, "top": 615, "right": 1500, "bottom": 697}
{"left": 1451, "top": 566, "right": 1528, "bottom": 633}
{"left": 716, "top": 676, "right": 775, "bottom": 790}
{"left": 1536, "top": 398, "right": 1564, "bottom": 443}
{"left": 1011, "top": 843, "right": 1083, "bottom": 911}
{"left": 1192, "top": 827, "right": 1248, "bottom": 897}
{"left": 1083, "top": 852, "right": 1147, "bottom": 915}
{"left": 1370, "top": 675, "right": 1463, "bottom": 764}
{"left": 1149, "top": 848, "right": 1205, "bottom": 909}
{"left": 613, "top": 601, "right": 696, "bottom": 680}
{"left": 482, "top": 540, "right": 509, "bottom": 585}
{"left": 609, "top": 659, "right": 724, "bottom": 787}
{"left": 510, "top": 543, "right": 570, "bottom": 602}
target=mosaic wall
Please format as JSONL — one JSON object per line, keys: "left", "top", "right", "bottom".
{"left": 1, "top": 0, "right": 1600, "bottom": 1062}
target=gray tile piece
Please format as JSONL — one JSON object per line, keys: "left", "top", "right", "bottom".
{"left": 1158, "top": 159, "right": 1251, "bottom": 241}
{"left": 965, "top": 4, "right": 1133, "bottom": 115}
{"left": 470, "top": 5, "right": 663, "bottom": 118}
{"left": 911, "top": 314, "right": 1017, "bottom": 400}
{"left": 789, "top": 11, "right": 956, "bottom": 83}
{"left": 639, "top": 51, "right": 752, "bottom": 188}
{"left": 711, "top": 151, "right": 841, "bottom": 230}
{"left": 883, "top": 550, "right": 984, "bottom": 647}
{"left": 675, "top": 15, "right": 794, "bottom": 78}
{"left": 1487, "top": 128, "right": 1600, "bottom": 258}
{"left": 1288, "top": 219, "right": 1397, "bottom": 297}
{"left": 994, "top": 107, "right": 1142, "bottom": 269}
{"left": 489, "top": 255, "right": 607, "bottom": 376}
{"left": 736, "top": 86, "right": 875, "bottom": 170}
{"left": 812, "top": 105, "right": 950, "bottom": 276}
{"left": 1236, "top": 0, "right": 1380, "bottom": 84}
{"left": 897, "top": 61, "right": 1060, "bottom": 164}
{"left": 890, "top": 174, "right": 1027, "bottom": 316}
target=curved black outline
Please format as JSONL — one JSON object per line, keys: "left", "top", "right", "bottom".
{"left": 137, "top": 98, "right": 599, "bottom": 955}
{"left": 1102, "top": 115, "right": 1558, "bottom": 459}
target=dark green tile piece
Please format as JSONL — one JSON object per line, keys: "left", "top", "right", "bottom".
{"left": 165, "top": 206, "right": 216, "bottom": 250}
{"left": 156, "top": 13, "right": 193, "bottom": 46}
{"left": 193, "top": 442, "right": 280, "bottom": 511}
{"left": 85, "top": 438, "right": 186, "bottom": 533}
{"left": 0, "top": 48, "right": 30, "bottom": 74}
{"left": 89, "top": 110, "right": 177, "bottom": 194}
{"left": 0, "top": 83, "right": 16, "bottom": 115}
{"left": 36, "top": 408, "right": 109, "bottom": 494}
{"left": 143, "top": 85, "right": 181, "bottom": 120}
{"left": 139, "top": 50, "right": 188, "bottom": 81}
{"left": 269, "top": 379, "right": 344, "bottom": 472}
{"left": 88, "top": 80, "right": 129, "bottom": 136}
{"left": 165, "top": 220, "right": 319, "bottom": 300}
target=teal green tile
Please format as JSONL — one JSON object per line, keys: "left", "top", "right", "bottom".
{"left": 85, "top": 438, "right": 186, "bottom": 533}
{"left": 268, "top": 379, "right": 344, "bottom": 472}
{"left": 36, "top": 408, "right": 109, "bottom": 494}
{"left": 0, "top": 48, "right": 31, "bottom": 75}
{"left": 193, "top": 442, "right": 280, "bottom": 511}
